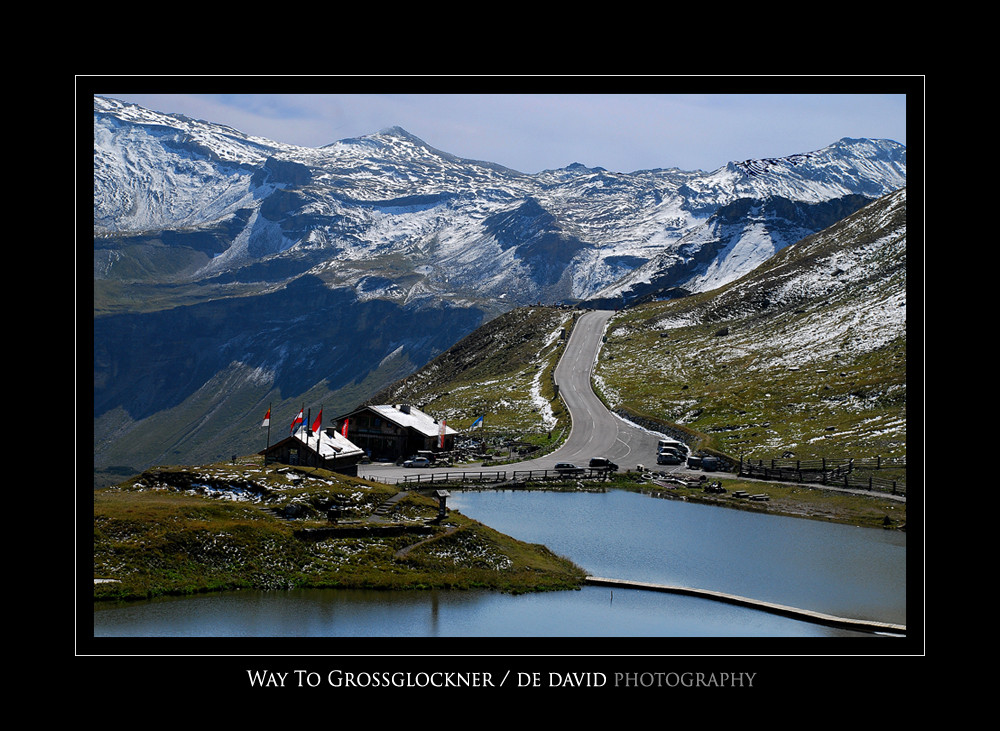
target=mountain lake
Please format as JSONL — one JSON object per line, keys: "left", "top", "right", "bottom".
{"left": 93, "top": 488, "right": 906, "bottom": 639}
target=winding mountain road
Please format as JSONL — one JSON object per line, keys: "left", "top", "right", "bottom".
{"left": 548, "top": 309, "right": 660, "bottom": 469}
{"left": 363, "top": 309, "right": 666, "bottom": 481}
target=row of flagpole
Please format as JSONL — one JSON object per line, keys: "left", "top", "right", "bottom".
{"left": 260, "top": 403, "right": 353, "bottom": 461}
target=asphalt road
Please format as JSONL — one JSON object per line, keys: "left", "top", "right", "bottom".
{"left": 361, "top": 308, "right": 668, "bottom": 482}
{"left": 550, "top": 308, "right": 662, "bottom": 469}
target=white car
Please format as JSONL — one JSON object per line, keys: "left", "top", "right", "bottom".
{"left": 402, "top": 457, "right": 431, "bottom": 468}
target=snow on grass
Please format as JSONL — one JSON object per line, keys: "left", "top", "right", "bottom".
{"left": 530, "top": 366, "right": 557, "bottom": 429}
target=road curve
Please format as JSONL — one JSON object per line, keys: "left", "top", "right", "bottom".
{"left": 548, "top": 309, "right": 661, "bottom": 469}
{"left": 362, "top": 309, "right": 667, "bottom": 481}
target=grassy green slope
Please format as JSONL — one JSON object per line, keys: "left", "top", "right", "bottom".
{"left": 95, "top": 462, "right": 586, "bottom": 600}
{"left": 366, "top": 305, "right": 577, "bottom": 441}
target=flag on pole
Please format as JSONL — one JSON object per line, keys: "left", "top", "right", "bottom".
{"left": 311, "top": 409, "right": 323, "bottom": 434}
{"left": 439, "top": 419, "right": 446, "bottom": 449}
{"left": 341, "top": 418, "right": 350, "bottom": 437}
{"left": 261, "top": 403, "right": 273, "bottom": 464}
{"left": 290, "top": 408, "right": 304, "bottom": 434}
{"left": 471, "top": 415, "right": 483, "bottom": 429}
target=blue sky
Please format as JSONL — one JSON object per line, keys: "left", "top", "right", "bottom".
{"left": 102, "top": 91, "right": 910, "bottom": 175}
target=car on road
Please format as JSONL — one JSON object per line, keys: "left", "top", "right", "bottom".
{"left": 588, "top": 457, "right": 618, "bottom": 472}
{"left": 402, "top": 457, "right": 431, "bottom": 468}
{"left": 656, "top": 452, "right": 682, "bottom": 465}
{"left": 554, "top": 462, "right": 585, "bottom": 476}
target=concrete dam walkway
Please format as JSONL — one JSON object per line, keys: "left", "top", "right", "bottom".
{"left": 585, "top": 576, "right": 906, "bottom": 635}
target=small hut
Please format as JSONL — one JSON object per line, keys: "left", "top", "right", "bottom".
{"left": 262, "top": 426, "right": 365, "bottom": 475}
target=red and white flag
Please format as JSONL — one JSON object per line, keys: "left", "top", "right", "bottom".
{"left": 439, "top": 419, "right": 446, "bottom": 449}
{"left": 261, "top": 408, "right": 270, "bottom": 427}
{"left": 341, "top": 418, "right": 350, "bottom": 437}
{"left": 290, "top": 408, "right": 304, "bottom": 433}
{"left": 311, "top": 409, "right": 323, "bottom": 434}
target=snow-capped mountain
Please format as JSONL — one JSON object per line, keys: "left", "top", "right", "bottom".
{"left": 91, "top": 96, "right": 906, "bottom": 480}
{"left": 94, "top": 96, "right": 905, "bottom": 307}
{"left": 587, "top": 192, "right": 881, "bottom": 306}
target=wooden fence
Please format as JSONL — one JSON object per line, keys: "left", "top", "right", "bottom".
{"left": 365, "top": 468, "right": 618, "bottom": 486}
{"left": 363, "top": 470, "right": 509, "bottom": 486}
{"left": 738, "top": 457, "right": 905, "bottom": 496}
{"left": 365, "top": 459, "right": 906, "bottom": 497}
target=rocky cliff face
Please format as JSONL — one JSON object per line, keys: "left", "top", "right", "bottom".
{"left": 587, "top": 193, "right": 878, "bottom": 306}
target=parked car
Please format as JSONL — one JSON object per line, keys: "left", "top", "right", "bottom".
{"left": 402, "top": 457, "right": 431, "bottom": 468}
{"left": 701, "top": 456, "right": 720, "bottom": 472}
{"left": 554, "top": 462, "right": 585, "bottom": 475}
{"left": 588, "top": 457, "right": 619, "bottom": 472}
{"left": 657, "top": 452, "right": 682, "bottom": 465}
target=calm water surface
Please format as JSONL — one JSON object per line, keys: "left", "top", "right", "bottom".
{"left": 449, "top": 489, "right": 906, "bottom": 623}
{"left": 93, "top": 488, "right": 906, "bottom": 638}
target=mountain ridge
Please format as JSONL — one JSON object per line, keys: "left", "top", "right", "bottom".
{"left": 94, "top": 95, "right": 905, "bottom": 307}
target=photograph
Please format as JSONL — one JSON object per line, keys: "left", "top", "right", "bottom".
{"left": 80, "top": 77, "right": 922, "bottom": 702}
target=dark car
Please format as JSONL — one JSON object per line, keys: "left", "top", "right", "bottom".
{"left": 657, "top": 452, "right": 682, "bottom": 465}
{"left": 554, "top": 462, "right": 585, "bottom": 475}
{"left": 588, "top": 457, "right": 619, "bottom": 472}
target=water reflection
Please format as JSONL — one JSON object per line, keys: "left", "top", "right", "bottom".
{"left": 94, "top": 586, "right": 862, "bottom": 637}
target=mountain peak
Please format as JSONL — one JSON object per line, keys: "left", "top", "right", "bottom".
{"left": 369, "top": 126, "right": 435, "bottom": 149}
{"left": 378, "top": 125, "right": 419, "bottom": 139}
